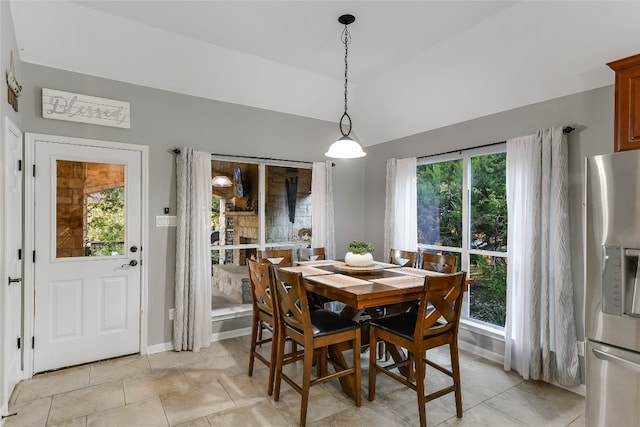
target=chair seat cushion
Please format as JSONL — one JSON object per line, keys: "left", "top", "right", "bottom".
{"left": 370, "top": 312, "right": 417, "bottom": 340}
{"left": 310, "top": 309, "right": 360, "bottom": 337}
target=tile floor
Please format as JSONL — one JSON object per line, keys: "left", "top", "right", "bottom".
{"left": 5, "top": 335, "right": 585, "bottom": 426}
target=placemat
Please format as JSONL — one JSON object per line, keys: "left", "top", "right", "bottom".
{"left": 307, "top": 274, "right": 372, "bottom": 288}
{"left": 296, "top": 260, "right": 340, "bottom": 267}
{"left": 372, "top": 275, "right": 425, "bottom": 288}
{"left": 280, "top": 266, "right": 333, "bottom": 277}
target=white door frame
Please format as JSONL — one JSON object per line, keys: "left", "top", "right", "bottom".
{"left": 23, "top": 133, "right": 148, "bottom": 378}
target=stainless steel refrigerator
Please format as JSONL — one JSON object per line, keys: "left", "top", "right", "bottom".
{"left": 585, "top": 151, "right": 640, "bottom": 427}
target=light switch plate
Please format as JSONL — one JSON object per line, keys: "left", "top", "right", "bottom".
{"left": 156, "top": 215, "right": 177, "bottom": 227}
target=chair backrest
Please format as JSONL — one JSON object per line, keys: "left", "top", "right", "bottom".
{"left": 258, "top": 249, "right": 293, "bottom": 267}
{"left": 272, "top": 267, "right": 312, "bottom": 338}
{"left": 297, "top": 247, "right": 326, "bottom": 261}
{"left": 420, "top": 252, "right": 457, "bottom": 273}
{"left": 415, "top": 272, "right": 466, "bottom": 340}
{"left": 247, "top": 259, "right": 276, "bottom": 317}
{"left": 389, "top": 249, "right": 418, "bottom": 267}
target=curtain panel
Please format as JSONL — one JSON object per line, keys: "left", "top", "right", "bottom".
{"left": 384, "top": 158, "right": 418, "bottom": 259}
{"left": 504, "top": 127, "right": 579, "bottom": 386}
{"left": 311, "top": 161, "right": 336, "bottom": 259}
{"left": 174, "top": 148, "right": 212, "bottom": 352}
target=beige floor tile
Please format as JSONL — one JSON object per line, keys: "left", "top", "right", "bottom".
{"left": 199, "top": 337, "right": 248, "bottom": 359}
{"left": 15, "top": 365, "right": 90, "bottom": 403}
{"left": 160, "top": 381, "right": 236, "bottom": 426}
{"left": 219, "top": 370, "right": 273, "bottom": 404}
{"left": 123, "top": 368, "right": 190, "bottom": 404}
{"left": 48, "top": 380, "right": 125, "bottom": 425}
{"left": 567, "top": 413, "right": 586, "bottom": 426}
{"left": 4, "top": 396, "right": 51, "bottom": 427}
{"left": 377, "top": 384, "right": 457, "bottom": 426}
{"left": 270, "top": 383, "right": 354, "bottom": 425}
{"left": 47, "top": 416, "right": 88, "bottom": 427}
{"left": 181, "top": 355, "right": 245, "bottom": 387}
{"left": 441, "top": 402, "right": 529, "bottom": 426}
{"left": 321, "top": 402, "right": 413, "bottom": 427}
{"left": 485, "top": 381, "right": 585, "bottom": 427}
{"left": 206, "top": 399, "right": 291, "bottom": 426}
{"left": 174, "top": 417, "right": 212, "bottom": 427}
{"left": 147, "top": 351, "right": 205, "bottom": 371}
{"left": 90, "top": 354, "right": 151, "bottom": 385}
{"left": 87, "top": 397, "right": 169, "bottom": 427}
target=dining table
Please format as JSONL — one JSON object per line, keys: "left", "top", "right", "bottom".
{"left": 279, "top": 259, "right": 474, "bottom": 399}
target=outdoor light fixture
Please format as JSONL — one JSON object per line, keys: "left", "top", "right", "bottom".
{"left": 325, "top": 14, "right": 366, "bottom": 159}
{"left": 211, "top": 175, "right": 232, "bottom": 187}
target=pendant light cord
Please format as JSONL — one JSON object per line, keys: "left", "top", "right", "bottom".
{"left": 339, "top": 25, "right": 353, "bottom": 137}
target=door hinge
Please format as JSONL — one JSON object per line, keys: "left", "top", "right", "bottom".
{"left": 32, "top": 251, "right": 36, "bottom": 263}
{"left": 18, "top": 159, "right": 22, "bottom": 171}
{"left": 32, "top": 164, "right": 36, "bottom": 177}
{"left": 32, "top": 336, "right": 35, "bottom": 349}
{"left": 18, "top": 248, "right": 22, "bottom": 260}
{"left": 17, "top": 337, "right": 21, "bottom": 349}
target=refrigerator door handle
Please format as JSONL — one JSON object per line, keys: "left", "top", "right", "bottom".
{"left": 593, "top": 348, "right": 640, "bottom": 373}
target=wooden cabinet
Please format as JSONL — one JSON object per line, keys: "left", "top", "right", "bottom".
{"left": 608, "top": 53, "right": 640, "bottom": 152}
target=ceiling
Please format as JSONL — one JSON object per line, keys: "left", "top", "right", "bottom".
{"left": 10, "top": 1, "right": 640, "bottom": 146}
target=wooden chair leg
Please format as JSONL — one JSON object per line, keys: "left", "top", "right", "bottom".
{"left": 368, "top": 326, "right": 377, "bottom": 402}
{"left": 300, "top": 347, "right": 314, "bottom": 427}
{"left": 248, "top": 317, "right": 259, "bottom": 376}
{"left": 273, "top": 326, "right": 287, "bottom": 402}
{"left": 267, "top": 325, "right": 277, "bottom": 396}
{"left": 414, "top": 352, "right": 427, "bottom": 427}
{"left": 354, "top": 330, "right": 362, "bottom": 407}
{"left": 451, "top": 341, "right": 463, "bottom": 418}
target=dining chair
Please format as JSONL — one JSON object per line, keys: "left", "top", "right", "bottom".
{"left": 246, "top": 259, "right": 279, "bottom": 395}
{"left": 420, "top": 252, "right": 457, "bottom": 273}
{"left": 272, "top": 267, "right": 362, "bottom": 426}
{"left": 258, "top": 249, "right": 293, "bottom": 267}
{"left": 389, "top": 248, "right": 418, "bottom": 267}
{"left": 297, "top": 247, "right": 326, "bottom": 261}
{"left": 368, "top": 271, "right": 467, "bottom": 427}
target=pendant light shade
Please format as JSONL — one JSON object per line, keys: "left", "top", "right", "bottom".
{"left": 325, "top": 14, "right": 366, "bottom": 159}
{"left": 325, "top": 135, "right": 366, "bottom": 158}
{"left": 211, "top": 175, "right": 232, "bottom": 187}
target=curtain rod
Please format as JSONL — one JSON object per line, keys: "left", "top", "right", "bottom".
{"left": 171, "top": 149, "right": 335, "bottom": 167}
{"left": 418, "top": 126, "right": 575, "bottom": 160}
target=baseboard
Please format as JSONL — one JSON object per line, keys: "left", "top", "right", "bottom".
{"left": 145, "top": 341, "right": 174, "bottom": 354}
{"left": 211, "top": 327, "right": 251, "bottom": 342}
{"left": 459, "top": 340, "right": 504, "bottom": 365}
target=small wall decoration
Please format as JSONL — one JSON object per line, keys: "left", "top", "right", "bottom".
{"left": 42, "top": 88, "right": 130, "bottom": 129}
{"left": 6, "top": 50, "right": 21, "bottom": 112}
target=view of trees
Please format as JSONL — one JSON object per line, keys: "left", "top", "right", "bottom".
{"left": 417, "top": 153, "right": 508, "bottom": 327}
{"left": 86, "top": 187, "right": 125, "bottom": 256}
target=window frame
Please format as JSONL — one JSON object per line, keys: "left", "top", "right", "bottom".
{"left": 210, "top": 155, "right": 313, "bottom": 258}
{"left": 417, "top": 143, "right": 507, "bottom": 333}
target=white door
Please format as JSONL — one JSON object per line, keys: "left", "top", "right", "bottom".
{"left": 3, "top": 118, "right": 23, "bottom": 395}
{"left": 33, "top": 139, "right": 142, "bottom": 373}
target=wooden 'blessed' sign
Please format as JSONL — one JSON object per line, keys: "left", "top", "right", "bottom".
{"left": 42, "top": 88, "right": 130, "bottom": 129}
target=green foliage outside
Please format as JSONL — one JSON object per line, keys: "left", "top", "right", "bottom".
{"left": 86, "top": 187, "right": 125, "bottom": 256}
{"left": 417, "top": 153, "right": 508, "bottom": 327}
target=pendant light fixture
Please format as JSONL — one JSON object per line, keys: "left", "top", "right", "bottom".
{"left": 325, "top": 14, "right": 366, "bottom": 159}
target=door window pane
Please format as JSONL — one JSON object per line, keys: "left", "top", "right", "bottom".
{"left": 266, "top": 165, "right": 312, "bottom": 244}
{"left": 469, "top": 254, "right": 507, "bottom": 327}
{"left": 56, "top": 160, "right": 125, "bottom": 258}
{"left": 417, "top": 159, "right": 463, "bottom": 247}
{"left": 470, "top": 153, "right": 507, "bottom": 252}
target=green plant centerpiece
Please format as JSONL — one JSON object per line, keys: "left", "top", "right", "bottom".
{"left": 345, "top": 240, "right": 375, "bottom": 267}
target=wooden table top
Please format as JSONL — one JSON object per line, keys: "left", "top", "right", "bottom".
{"left": 285, "top": 261, "right": 472, "bottom": 311}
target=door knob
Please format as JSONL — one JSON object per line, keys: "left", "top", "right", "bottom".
{"left": 130, "top": 246, "right": 138, "bottom": 253}
{"left": 129, "top": 260, "right": 138, "bottom": 267}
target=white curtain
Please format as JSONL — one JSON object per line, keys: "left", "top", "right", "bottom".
{"left": 174, "top": 148, "right": 212, "bottom": 352}
{"left": 504, "top": 127, "right": 579, "bottom": 386}
{"left": 384, "top": 158, "right": 418, "bottom": 259}
{"left": 311, "top": 161, "right": 336, "bottom": 259}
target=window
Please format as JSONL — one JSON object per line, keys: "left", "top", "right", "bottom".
{"left": 417, "top": 147, "right": 507, "bottom": 329}
{"left": 210, "top": 158, "right": 313, "bottom": 310}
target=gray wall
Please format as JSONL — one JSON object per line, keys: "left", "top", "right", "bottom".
{"left": 363, "top": 85, "right": 615, "bottom": 377}
{"left": 20, "top": 63, "right": 366, "bottom": 346}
